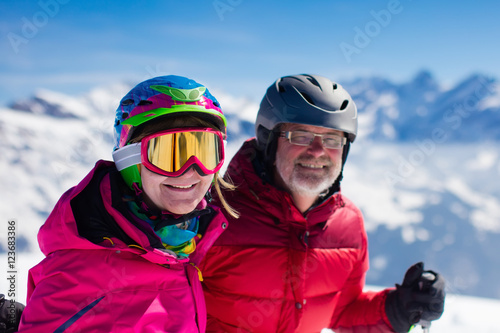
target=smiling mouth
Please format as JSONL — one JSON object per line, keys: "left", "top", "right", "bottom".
{"left": 166, "top": 184, "right": 195, "bottom": 189}
{"left": 298, "top": 163, "right": 325, "bottom": 169}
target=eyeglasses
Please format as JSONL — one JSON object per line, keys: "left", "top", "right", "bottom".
{"left": 141, "top": 128, "right": 225, "bottom": 177}
{"left": 279, "top": 130, "right": 347, "bottom": 149}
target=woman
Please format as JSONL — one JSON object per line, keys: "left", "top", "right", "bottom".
{"left": 18, "top": 75, "right": 237, "bottom": 332}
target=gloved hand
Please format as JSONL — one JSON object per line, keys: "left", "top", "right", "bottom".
{"left": 385, "top": 262, "right": 445, "bottom": 333}
{"left": 0, "top": 294, "right": 25, "bottom": 333}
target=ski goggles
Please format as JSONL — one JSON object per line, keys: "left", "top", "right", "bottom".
{"left": 113, "top": 128, "right": 225, "bottom": 177}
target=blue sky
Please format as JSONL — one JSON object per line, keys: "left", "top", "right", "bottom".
{"left": 1, "top": 0, "right": 499, "bottom": 106}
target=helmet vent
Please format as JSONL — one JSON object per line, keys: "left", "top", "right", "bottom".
{"left": 121, "top": 99, "right": 134, "bottom": 106}
{"left": 340, "top": 99, "right": 349, "bottom": 110}
{"left": 299, "top": 92, "right": 315, "bottom": 105}
{"left": 278, "top": 84, "right": 286, "bottom": 93}
{"left": 121, "top": 112, "right": 129, "bottom": 119}
{"left": 333, "top": 83, "right": 338, "bottom": 90}
{"left": 138, "top": 100, "right": 153, "bottom": 106}
{"left": 306, "top": 76, "right": 321, "bottom": 87}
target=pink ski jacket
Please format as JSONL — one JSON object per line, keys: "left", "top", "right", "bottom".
{"left": 200, "top": 139, "right": 395, "bottom": 333}
{"left": 18, "top": 160, "right": 228, "bottom": 333}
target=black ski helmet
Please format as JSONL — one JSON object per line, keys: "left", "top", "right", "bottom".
{"left": 255, "top": 74, "right": 358, "bottom": 186}
{"left": 256, "top": 74, "right": 357, "bottom": 149}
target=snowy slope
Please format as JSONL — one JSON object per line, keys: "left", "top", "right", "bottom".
{"left": 1, "top": 71, "right": 500, "bottom": 330}
{"left": 323, "top": 287, "right": 500, "bottom": 332}
{"left": 0, "top": 83, "right": 129, "bottom": 253}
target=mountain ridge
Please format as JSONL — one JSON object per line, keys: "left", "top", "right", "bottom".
{"left": 1, "top": 70, "right": 499, "bottom": 299}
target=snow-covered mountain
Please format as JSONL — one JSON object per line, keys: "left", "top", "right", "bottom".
{"left": 1, "top": 71, "right": 499, "bottom": 308}
{"left": 344, "top": 70, "right": 500, "bottom": 142}
{"left": 339, "top": 71, "right": 500, "bottom": 299}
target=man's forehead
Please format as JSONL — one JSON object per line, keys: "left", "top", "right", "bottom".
{"left": 281, "top": 123, "right": 344, "bottom": 135}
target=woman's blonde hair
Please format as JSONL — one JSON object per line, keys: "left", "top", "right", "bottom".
{"left": 129, "top": 115, "right": 239, "bottom": 219}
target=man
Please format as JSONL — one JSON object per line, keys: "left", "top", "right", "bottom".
{"left": 200, "top": 74, "right": 445, "bottom": 332}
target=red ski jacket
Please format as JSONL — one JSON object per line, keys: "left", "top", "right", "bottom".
{"left": 200, "top": 139, "right": 394, "bottom": 332}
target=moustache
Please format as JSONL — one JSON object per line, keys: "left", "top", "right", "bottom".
{"left": 295, "top": 156, "right": 333, "bottom": 167}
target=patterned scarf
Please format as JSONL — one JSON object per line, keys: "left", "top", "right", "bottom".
{"left": 125, "top": 184, "right": 209, "bottom": 258}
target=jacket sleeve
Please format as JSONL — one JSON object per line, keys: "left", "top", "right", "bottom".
{"left": 329, "top": 224, "right": 394, "bottom": 332}
{"left": 334, "top": 321, "right": 394, "bottom": 333}
{"left": 18, "top": 253, "right": 107, "bottom": 333}
{"left": 332, "top": 290, "right": 394, "bottom": 332}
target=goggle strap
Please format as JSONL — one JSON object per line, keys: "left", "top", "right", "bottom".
{"left": 113, "top": 143, "right": 142, "bottom": 171}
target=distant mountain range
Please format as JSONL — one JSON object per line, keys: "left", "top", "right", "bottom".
{"left": 342, "top": 70, "right": 500, "bottom": 142}
{"left": 1, "top": 71, "right": 499, "bottom": 300}
{"left": 8, "top": 70, "right": 499, "bottom": 143}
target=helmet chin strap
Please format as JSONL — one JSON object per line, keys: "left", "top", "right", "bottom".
{"left": 338, "top": 141, "right": 351, "bottom": 183}
{"left": 204, "top": 190, "right": 213, "bottom": 203}
{"left": 328, "top": 140, "right": 351, "bottom": 194}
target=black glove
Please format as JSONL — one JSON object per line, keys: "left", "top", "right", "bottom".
{"left": 385, "top": 262, "right": 445, "bottom": 333}
{"left": 0, "top": 294, "right": 25, "bottom": 333}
